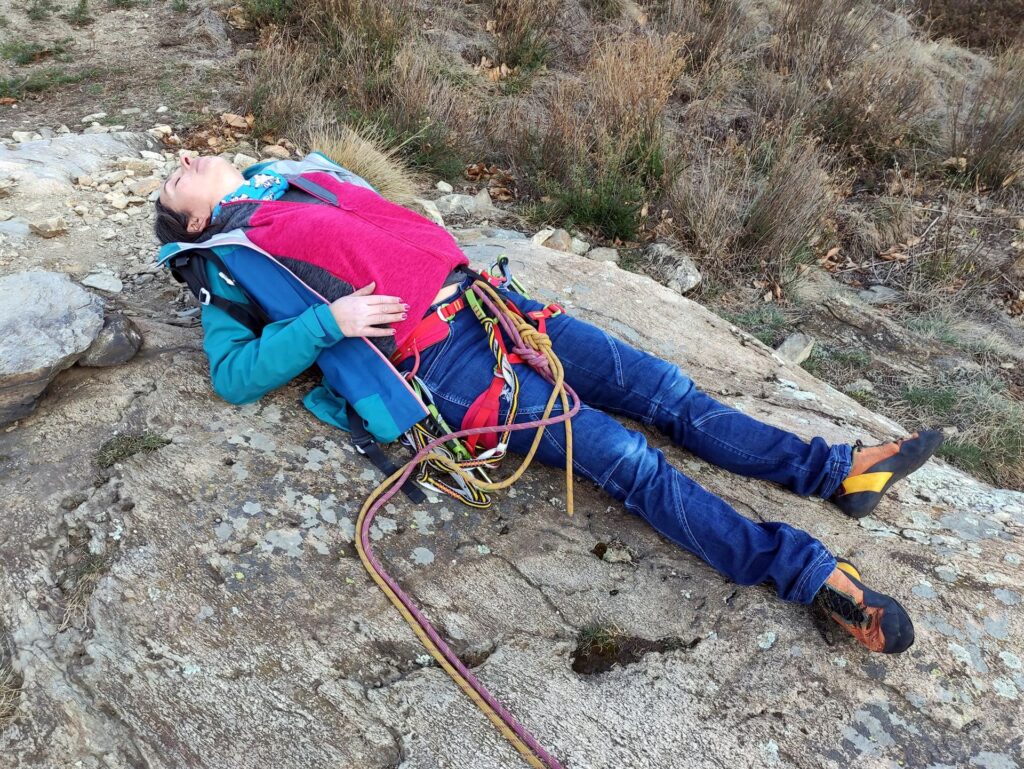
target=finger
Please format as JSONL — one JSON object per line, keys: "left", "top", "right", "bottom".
{"left": 361, "top": 326, "right": 397, "bottom": 337}
{"left": 368, "top": 295, "right": 404, "bottom": 306}
{"left": 370, "top": 311, "right": 406, "bottom": 324}
{"left": 352, "top": 282, "right": 376, "bottom": 296}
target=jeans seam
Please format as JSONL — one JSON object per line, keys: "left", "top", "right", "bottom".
{"left": 695, "top": 428, "right": 819, "bottom": 480}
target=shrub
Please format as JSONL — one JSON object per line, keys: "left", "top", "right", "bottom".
{"left": 816, "top": 47, "right": 942, "bottom": 162}
{"left": 518, "top": 32, "right": 686, "bottom": 239}
{"left": 492, "top": 0, "right": 560, "bottom": 70}
{"left": 739, "top": 132, "right": 833, "bottom": 288}
{"left": 245, "top": 30, "right": 326, "bottom": 138}
{"left": 917, "top": 0, "right": 1024, "bottom": 52}
{"left": 947, "top": 46, "right": 1024, "bottom": 189}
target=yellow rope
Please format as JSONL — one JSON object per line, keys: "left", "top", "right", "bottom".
{"left": 353, "top": 279, "right": 574, "bottom": 768}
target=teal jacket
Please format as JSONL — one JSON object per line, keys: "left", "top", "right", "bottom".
{"left": 199, "top": 261, "right": 354, "bottom": 430}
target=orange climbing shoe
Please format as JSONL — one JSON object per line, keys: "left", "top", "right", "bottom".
{"left": 831, "top": 429, "right": 944, "bottom": 519}
{"left": 815, "top": 559, "right": 915, "bottom": 654}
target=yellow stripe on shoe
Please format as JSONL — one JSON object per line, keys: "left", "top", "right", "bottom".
{"left": 839, "top": 471, "right": 893, "bottom": 496}
{"left": 836, "top": 560, "right": 862, "bottom": 581}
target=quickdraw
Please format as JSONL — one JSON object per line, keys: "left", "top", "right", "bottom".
{"left": 357, "top": 276, "right": 576, "bottom": 769}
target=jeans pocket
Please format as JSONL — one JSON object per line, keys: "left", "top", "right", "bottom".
{"left": 418, "top": 324, "right": 456, "bottom": 385}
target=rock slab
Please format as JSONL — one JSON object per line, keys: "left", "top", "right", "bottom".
{"left": 0, "top": 271, "right": 104, "bottom": 424}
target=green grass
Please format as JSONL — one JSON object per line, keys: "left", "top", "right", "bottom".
{"left": 801, "top": 344, "right": 872, "bottom": 378}
{"left": 0, "top": 67, "right": 96, "bottom": 99}
{"left": 171, "top": 0, "right": 187, "bottom": 11}
{"left": 95, "top": 432, "right": 171, "bottom": 468}
{"left": 25, "top": 0, "right": 58, "bottom": 21}
{"left": 243, "top": 0, "right": 296, "bottom": 26}
{"left": 720, "top": 305, "right": 791, "bottom": 347}
{"left": 62, "top": 0, "right": 94, "bottom": 25}
{"left": 1, "top": 38, "right": 72, "bottom": 65}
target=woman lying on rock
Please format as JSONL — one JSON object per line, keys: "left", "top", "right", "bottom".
{"left": 153, "top": 151, "right": 944, "bottom": 655}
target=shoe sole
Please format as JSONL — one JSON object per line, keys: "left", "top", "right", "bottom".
{"left": 834, "top": 430, "right": 944, "bottom": 519}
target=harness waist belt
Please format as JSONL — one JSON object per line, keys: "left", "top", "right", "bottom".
{"left": 390, "top": 296, "right": 468, "bottom": 365}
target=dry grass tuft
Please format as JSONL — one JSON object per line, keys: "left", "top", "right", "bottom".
{"left": 740, "top": 133, "right": 833, "bottom": 287}
{"left": 0, "top": 663, "right": 19, "bottom": 728}
{"left": 948, "top": 46, "right": 1024, "bottom": 189}
{"left": 245, "top": 29, "right": 327, "bottom": 139}
{"left": 308, "top": 124, "right": 419, "bottom": 204}
{"left": 817, "top": 47, "right": 941, "bottom": 160}
{"left": 519, "top": 31, "right": 686, "bottom": 238}
{"left": 59, "top": 553, "right": 112, "bottom": 632}
{"left": 492, "top": 0, "right": 561, "bottom": 69}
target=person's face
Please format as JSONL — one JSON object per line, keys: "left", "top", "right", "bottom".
{"left": 159, "top": 154, "right": 243, "bottom": 234}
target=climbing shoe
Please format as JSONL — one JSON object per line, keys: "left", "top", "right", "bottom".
{"left": 832, "top": 429, "right": 944, "bottom": 519}
{"left": 815, "top": 559, "right": 915, "bottom": 654}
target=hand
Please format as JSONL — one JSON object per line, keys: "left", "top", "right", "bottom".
{"left": 328, "top": 282, "right": 408, "bottom": 338}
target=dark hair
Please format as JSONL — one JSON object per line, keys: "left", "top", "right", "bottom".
{"left": 153, "top": 198, "right": 201, "bottom": 245}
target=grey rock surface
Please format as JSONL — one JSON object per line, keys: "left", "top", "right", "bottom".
{"left": 78, "top": 314, "right": 143, "bottom": 367}
{"left": 0, "top": 271, "right": 104, "bottom": 424}
{"left": 586, "top": 246, "right": 619, "bottom": 263}
{"left": 1, "top": 235, "right": 1022, "bottom": 769}
{"left": 644, "top": 242, "right": 702, "bottom": 294}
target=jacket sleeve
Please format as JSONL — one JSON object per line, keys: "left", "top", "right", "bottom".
{"left": 199, "top": 263, "right": 344, "bottom": 405}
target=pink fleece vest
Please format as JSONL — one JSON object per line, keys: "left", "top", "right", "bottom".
{"left": 235, "top": 172, "right": 468, "bottom": 347}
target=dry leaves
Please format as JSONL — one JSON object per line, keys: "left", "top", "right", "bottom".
{"left": 180, "top": 113, "right": 257, "bottom": 152}
{"left": 474, "top": 55, "right": 513, "bottom": 82}
{"left": 465, "top": 162, "right": 516, "bottom": 201}
{"left": 1006, "top": 290, "right": 1024, "bottom": 317}
{"left": 0, "top": 98, "right": 16, "bottom": 106}
{"left": 226, "top": 4, "right": 250, "bottom": 29}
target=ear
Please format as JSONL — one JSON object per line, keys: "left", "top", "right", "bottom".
{"left": 186, "top": 214, "right": 209, "bottom": 234}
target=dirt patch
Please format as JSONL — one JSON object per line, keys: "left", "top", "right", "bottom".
{"left": 570, "top": 624, "right": 699, "bottom": 676}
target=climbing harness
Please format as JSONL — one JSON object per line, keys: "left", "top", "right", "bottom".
{"left": 360, "top": 276, "right": 577, "bottom": 769}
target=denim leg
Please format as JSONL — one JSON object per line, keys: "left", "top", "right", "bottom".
{"left": 406, "top": 309, "right": 838, "bottom": 605}
{"left": 494, "top": 287, "right": 852, "bottom": 500}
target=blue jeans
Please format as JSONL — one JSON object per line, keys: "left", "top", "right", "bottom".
{"left": 399, "top": 282, "right": 852, "bottom": 604}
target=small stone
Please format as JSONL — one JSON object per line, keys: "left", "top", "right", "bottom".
{"left": 412, "top": 198, "right": 445, "bottom": 228}
{"left": 140, "top": 150, "right": 165, "bottom": 160}
{"left": 644, "top": 242, "right": 702, "bottom": 294}
{"left": 0, "top": 210, "right": 12, "bottom": 221}
{"left": 12, "top": 131, "right": 42, "bottom": 142}
{"left": 757, "top": 631, "right": 777, "bottom": 650}
{"left": 858, "top": 284, "right": 902, "bottom": 306}
{"left": 436, "top": 180, "right": 454, "bottom": 194}
{"left": 81, "top": 274, "right": 124, "bottom": 293}
{"left": 434, "top": 193, "right": 477, "bottom": 216}
{"left": 76, "top": 174, "right": 95, "bottom": 187}
{"left": 232, "top": 153, "right": 258, "bottom": 171}
{"left": 78, "top": 313, "right": 142, "bottom": 367}
{"left": 81, "top": 112, "right": 107, "bottom": 123}
{"left": 83, "top": 124, "right": 110, "bottom": 135}
{"left": 776, "top": 332, "right": 815, "bottom": 365}
{"left": 570, "top": 236, "right": 590, "bottom": 255}
{"left": 29, "top": 216, "right": 68, "bottom": 238}
{"left": 531, "top": 228, "right": 555, "bottom": 247}
{"left": 56, "top": 124, "right": 71, "bottom": 134}
{"left": 101, "top": 229, "right": 117, "bottom": 241}
{"left": 262, "top": 144, "right": 290, "bottom": 159}
{"left": 120, "top": 107, "right": 142, "bottom": 115}
{"left": 0, "top": 179, "right": 15, "bottom": 198}
{"left": 473, "top": 187, "right": 494, "bottom": 213}
{"left": 128, "top": 178, "right": 161, "bottom": 197}
{"left": 102, "top": 170, "right": 129, "bottom": 184}
{"left": 587, "top": 246, "right": 619, "bottom": 263}
{"left": 542, "top": 228, "right": 573, "bottom": 252}
{"left": 843, "top": 378, "right": 875, "bottom": 395}
{"left": 108, "top": 192, "right": 129, "bottom": 210}
{"left": 156, "top": 105, "right": 169, "bottom": 113}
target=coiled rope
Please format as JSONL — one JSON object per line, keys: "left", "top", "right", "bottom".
{"left": 355, "top": 280, "right": 577, "bottom": 769}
